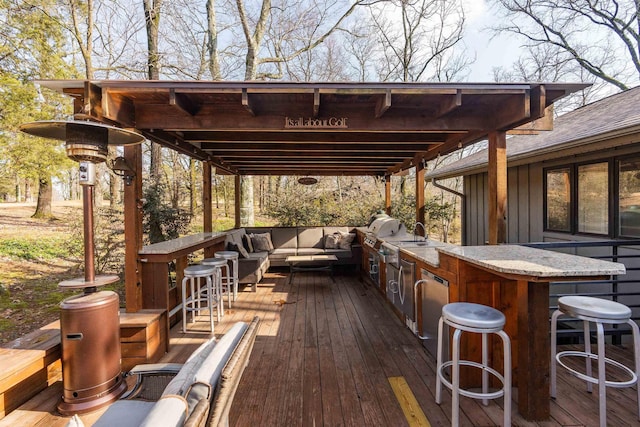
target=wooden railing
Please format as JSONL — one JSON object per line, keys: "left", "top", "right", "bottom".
{"left": 523, "top": 239, "right": 640, "bottom": 343}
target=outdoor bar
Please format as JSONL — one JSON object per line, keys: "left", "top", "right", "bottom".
{"left": 2, "top": 80, "right": 636, "bottom": 426}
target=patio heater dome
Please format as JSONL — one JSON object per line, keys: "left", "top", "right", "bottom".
{"left": 20, "top": 120, "right": 144, "bottom": 415}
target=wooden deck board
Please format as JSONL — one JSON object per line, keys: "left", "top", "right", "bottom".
{"left": 1, "top": 270, "right": 639, "bottom": 426}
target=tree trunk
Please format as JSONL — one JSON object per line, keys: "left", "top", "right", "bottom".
{"left": 240, "top": 176, "right": 255, "bottom": 226}
{"left": 25, "top": 180, "right": 31, "bottom": 202}
{"left": 144, "top": 0, "right": 163, "bottom": 185}
{"left": 223, "top": 177, "right": 229, "bottom": 217}
{"left": 214, "top": 175, "right": 220, "bottom": 209}
{"left": 206, "top": 0, "right": 220, "bottom": 79}
{"left": 108, "top": 146, "right": 119, "bottom": 206}
{"left": 32, "top": 176, "right": 53, "bottom": 218}
{"left": 189, "top": 158, "right": 197, "bottom": 216}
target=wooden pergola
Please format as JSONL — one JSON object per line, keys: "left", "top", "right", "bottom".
{"left": 39, "top": 80, "right": 587, "bottom": 312}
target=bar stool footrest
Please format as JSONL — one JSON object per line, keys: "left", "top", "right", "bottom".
{"left": 438, "top": 360, "right": 506, "bottom": 400}
{"left": 557, "top": 350, "right": 638, "bottom": 388}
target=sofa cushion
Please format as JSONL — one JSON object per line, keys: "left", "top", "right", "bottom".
{"left": 271, "top": 227, "right": 298, "bottom": 249}
{"left": 338, "top": 232, "right": 356, "bottom": 250}
{"left": 250, "top": 232, "right": 274, "bottom": 252}
{"left": 227, "top": 241, "right": 248, "bottom": 258}
{"left": 92, "top": 400, "right": 155, "bottom": 427}
{"left": 162, "top": 337, "right": 218, "bottom": 397}
{"left": 246, "top": 251, "right": 268, "bottom": 260}
{"left": 140, "top": 396, "right": 187, "bottom": 427}
{"left": 324, "top": 233, "right": 341, "bottom": 249}
{"left": 225, "top": 228, "right": 246, "bottom": 248}
{"left": 323, "top": 226, "right": 349, "bottom": 236}
{"left": 296, "top": 248, "right": 325, "bottom": 255}
{"left": 184, "top": 322, "right": 249, "bottom": 414}
{"left": 270, "top": 247, "right": 297, "bottom": 261}
{"left": 297, "top": 227, "right": 324, "bottom": 248}
{"left": 242, "top": 234, "right": 254, "bottom": 253}
{"left": 324, "top": 248, "right": 353, "bottom": 259}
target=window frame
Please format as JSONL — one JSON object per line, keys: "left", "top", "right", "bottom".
{"left": 543, "top": 159, "right": 614, "bottom": 237}
{"left": 615, "top": 156, "right": 640, "bottom": 239}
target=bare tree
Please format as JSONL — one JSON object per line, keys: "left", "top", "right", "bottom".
{"left": 364, "top": 0, "right": 469, "bottom": 82}
{"left": 235, "top": 0, "right": 364, "bottom": 80}
{"left": 490, "top": 0, "right": 640, "bottom": 91}
{"left": 492, "top": 43, "right": 606, "bottom": 111}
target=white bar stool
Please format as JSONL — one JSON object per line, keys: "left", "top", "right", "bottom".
{"left": 180, "top": 264, "right": 217, "bottom": 333}
{"left": 436, "top": 302, "right": 511, "bottom": 427}
{"left": 214, "top": 250, "right": 240, "bottom": 304}
{"left": 551, "top": 296, "right": 640, "bottom": 427}
{"left": 201, "top": 257, "right": 227, "bottom": 317}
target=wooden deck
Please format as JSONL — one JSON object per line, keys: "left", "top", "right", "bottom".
{"left": 1, "top": 269, "right": 639, "bottom": 426}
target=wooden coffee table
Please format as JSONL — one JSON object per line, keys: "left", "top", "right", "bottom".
{"left": 285, "top": 254, "right": 338, "bottom": 284}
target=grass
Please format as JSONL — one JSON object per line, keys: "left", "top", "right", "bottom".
{"left": 0, "top": 236, "right": 77, "bottom": 261}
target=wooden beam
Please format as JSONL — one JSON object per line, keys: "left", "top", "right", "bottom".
{"left": 100, "top": 88, "right": 136, "bottom": 126}
{"left": 242, "top": 89, "right": 255, "bottom": 116}
{"left": 124, "top": 143, "right": 143, "bottom": 312}
{"left": 169, "top": 89, "right": 200, "bottom": 116}
{"left": 196, "top": 133, "right": 451, "bottom": 144}
{"left": 234, "top": 175, "right": 241, "bottom": 229}
{"left": 203, "top": 162, "right": 212, "bottom": 233}
{"left": 385, "top": 175, "right": 392, "bottom": 215}
{"left": 375, "top": 90, "right": 392, "bottom": 118}
{"left": 415, "top": 162, "right": 425, "bottom": 233}
{"left": 313, "top": 88, "right": 320, "bottom": 118}
{"left": 134, "top": 106, "right": 492, "bottom": 131}
{"left": 435, "top": 89, "right": 462, "bottom": 117}
{"left": 491, "top": 91, "right": 532, "bottom": 131}
{"left": 488, "top": 131, "right": 507, "bottom": 244}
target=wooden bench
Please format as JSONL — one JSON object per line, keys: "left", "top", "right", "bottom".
{"left": 0, "top": 321, "right": 62, "bottom": 419}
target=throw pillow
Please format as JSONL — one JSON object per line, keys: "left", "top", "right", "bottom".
{"left": 250, "top": 232, "right": 274, "bottom": 252}
{"left": 227, "top": 242, "right": 248, "bottom": 258}
{"left": 338, "top": 232, "right": 356, "bottom": 250}
{"left": 324, "top": 233, "right": 341, "bottom": 249}
{"left": 242, "top": 233, "right": 254, "bottom": 253}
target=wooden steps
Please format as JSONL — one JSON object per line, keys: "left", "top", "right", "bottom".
{"left": 0, "top": 321, "right": 62, "bottom": 419}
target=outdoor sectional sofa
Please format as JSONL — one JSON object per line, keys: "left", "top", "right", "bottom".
{"left": 225, "top": 226, "right": 362, "bottom": 288}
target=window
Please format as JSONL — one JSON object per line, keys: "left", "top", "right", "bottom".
{"left": 577, "top": 162, "right": 608, "bottom": 234}
{"left": 619, "top": 159, "right": 640, "bottom": 237}
{"left": 544, "top": 161, "right": 611, "bottom": 236}
{"left": 546, "top": 167, "right": 571, "bottom": 232}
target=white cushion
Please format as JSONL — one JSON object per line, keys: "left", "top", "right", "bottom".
{"left": 162, "top": 337, "right": 217, "bottom": 397}
{"left": 140, "top": 395, "right": 188, "bottom": 427}
{"left": 92, "top": 400, "right": 155, "bottom": 427}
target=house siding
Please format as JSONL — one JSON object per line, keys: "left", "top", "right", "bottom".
{"left": 464, "top": 164, "right": 542, "bottom": 245}
{"left": 461, "top": 153, "right": 640, "bottom": 316}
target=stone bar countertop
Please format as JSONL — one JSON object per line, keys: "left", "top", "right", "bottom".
{"left": 437, "top": 244, "right": 626, "bottom": 278}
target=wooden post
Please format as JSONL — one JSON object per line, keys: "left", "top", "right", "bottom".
{"left": 488, "top": 131, "right": 507, "bottom": 244}
{"left": 234, "top": 175, "right": 241, "bottom": 229}
{"left": 415, "top": 162, "right": 425, "bottom": 234}
{"left": 124, "top": 144, "right": 143, "bottom": 312}
{"left": 385, "top": 175, "right": 391, "bottom": 215}
{"left": 203, "top": 162, "right": 212, "bottom": 233}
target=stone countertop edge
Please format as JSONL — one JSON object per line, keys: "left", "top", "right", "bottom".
{"left": 140, "top": 231, "right": 227, "bottom": 254}
{"left": 436, "top": 245, "right": 626, "bottom": 277}
{"left": 399, "top": 247, "right": 442, "bottom": 267}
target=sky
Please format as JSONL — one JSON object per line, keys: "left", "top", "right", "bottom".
{"left": 461, "top": 0, "right": 524, "bottom": 82}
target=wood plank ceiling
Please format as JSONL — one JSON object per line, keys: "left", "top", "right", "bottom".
{"left": 41, "top": 80, "right": 589, "bottom": 176}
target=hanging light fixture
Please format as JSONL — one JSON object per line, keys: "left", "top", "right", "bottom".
{"left": 298, "top": 176, "right": 318, "bottom": 185}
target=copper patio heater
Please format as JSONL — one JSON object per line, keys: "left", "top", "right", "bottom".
{"left": 20, "top": 120, "right": 144, "bottom": 415}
